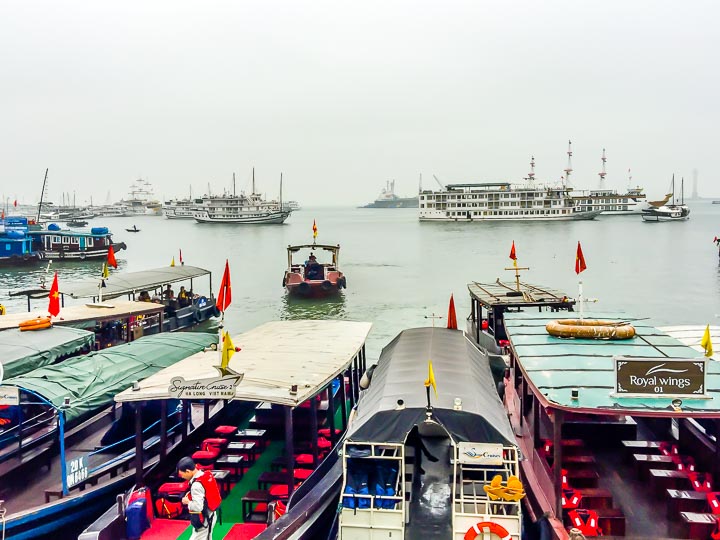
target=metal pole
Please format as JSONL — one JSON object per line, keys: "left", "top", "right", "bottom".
{"left": 348, "top": 368, "right": 356, "bottom": 409}
{"left": 59, "top": 410, "right": 69, "bottom": 496}
{"left": 160, "top": 400, "right": 168, "bottom": 460}
{"left": 339, "top": 374, "right": 348, "bottom": 432}
{"left": 552, "top": 409, "right": 564, "bottom": 517}
{"left": 203, "top": 400, "right": 210, "bottom": 424}
{"left": 310, "top": 397, "right": 319, "bottom": 468}
{"left": 578, "top": 280, "right": 584, "bottom": 321}
{"left": 135, "top": 403, "right": 144, "bottom": 487}
{"left": 327, "top": 385, "right": 336, "bottom": 448}
{"left": 181, "top": 400, "right": 188, "bottom": 441}
{"left": 285, "top": 406, "right": 295, "bottom": 497}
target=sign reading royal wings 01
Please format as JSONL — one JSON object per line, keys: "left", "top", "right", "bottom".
{"left": 458, "top": 442, "right": 504, "bottom": 465}
{"left": 614, "top": 356, "right": 708, "bottom": 399}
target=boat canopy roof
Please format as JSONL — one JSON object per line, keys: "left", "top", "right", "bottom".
{"left": 59, "top": 265, "right": 211, "bottom": 299}
{"left": 468, "top": 279, "right": 572, "bottom": 309}
{"left": 446, "top": 182, "right": 511, "bottom": 189}
{"left": 4, "top": 332, "right": 216, "bottom": 424}
{"left": 504, "top": 312, "right": 720, "bottom": 416}
{"left": 115, "top": 320, "right": 372, "bottom": 406}
{"left": 346, "top": 328, "right": 516, "bottom": 446}
{"left": 0, "top": 326, "right": 95, "bottom": 379}
{"left": 287, "top": 244, "right": 339, "bottom": 252}
{"left": 0, "top": 301, "right": 164, "bottom": 331}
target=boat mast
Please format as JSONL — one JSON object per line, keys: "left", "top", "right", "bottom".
{"left": 681, "top": 177, "right": 684, "bottom": 204}
{"left": 36, "top": 168, "right": 49, "bottom": 222}
{"left": 418, "top": 173, "right": 423, "bottom": 193}
{"left": 527, "top": 156, "right": 536, "bottom": 185}
{"left": 598, "top": 148, "right": 607, "bottom": 189}
{"left": 233, "top": 172, "right": 236, "bottom": 197}
{"left": 252, "top": 167, "right": 256, "bottom": 195}
{"left": 280, "top": 172, "right": 283, "bottom": 210}
{"left": 671, "top": 174, "right": 675, "bottom": 205}
{"left": 564, "top": 140, "right": 573, "bottom": 188}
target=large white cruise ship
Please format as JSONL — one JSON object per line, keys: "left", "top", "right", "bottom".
{"left": 193, "top": 170, "right": 290, "bottom": 224}
{"left": 419, "top": 150, "right": 601, "bottom": 221}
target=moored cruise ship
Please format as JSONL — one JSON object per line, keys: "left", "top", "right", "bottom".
{"left": 193, "top": 169, "right": 290, "bottom": 224}
{"left": 162, "top": 198, "right": 201, "bottom": 219}
{"left": 419, "top": 182, "right": 601, "bottom": 221}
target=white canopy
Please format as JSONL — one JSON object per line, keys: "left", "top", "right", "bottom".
{"left": 659, "top": 325, "right": 719, "bottom": 359}
{"left": 115, "top": 320, "right": 372, "bottom": 406}
{"left": 0, "top": 300, "right": 164, "bottom": 331}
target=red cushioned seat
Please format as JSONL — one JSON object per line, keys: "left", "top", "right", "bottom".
{"left": 269, "top": 483, "right": 301, "bottom": 498}
{"left": 294, "top": 468, "right": 313, "bottom": 480}
{"left": 202, "top": 438, "right": 228, "bottom": 452}
{"left": 295, "top": 454, "right": 314, "bottom": 466}
{"left": 317, "top": 437, "right": 331, "bottom": 450}
{"left": 158, "top": 481, "right": 189, "bottom": 498}
{"left": 192, "top": 449, "right": 220, "bottom": 466}
{"left": 215, "top": 425, "right": 237, "bottom": 435}
{"left": 224, "top": 523, "right": 268, "bottom": 540}
{"left": 197, "top": 463, "right": 214, "bottom": 471}
{"left": 318, "top": 428, "right": 341, "bottom": 439}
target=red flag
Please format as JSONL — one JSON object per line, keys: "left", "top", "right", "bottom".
{"left": 13, "top": 200, "right": 17, "bottom": 207}
{"left": 179, "top": 249, "right": 183, "bottom": 264}
{"left": 447, "top": 294, "right": 458, "bottom": 330}
{"left": 1, "top": 210, "right": 4, "bottom": 220}
{"left": 509, "top": 241, "right": 517, "bottom": 261}
{"left": 48, "top": 272, "right": 60, "bottom": 317}
{"left": 312, "top": 220, "right": 318, "bottom": 239}
{"left": 106, "top": 245, "right": 117, "bottom": 269}
{"left": 216, "top": 259, "right": 232, "bottom": 311}
{"left": 575, "top": 241, "right": 587, "bottom": 275}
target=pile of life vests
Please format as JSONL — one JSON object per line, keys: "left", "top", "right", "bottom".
{"left": 482, "top": 474, "right": 526, "bottom": 502}
{"left": 568, "top": 509, "right": 602, "bottom": 537}
{"left": 18, "top": 316, "right": 52, "bottom": 331}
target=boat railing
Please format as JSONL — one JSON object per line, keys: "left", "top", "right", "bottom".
{"left": 0, "top": 408, "right": 55, "bottom": 449}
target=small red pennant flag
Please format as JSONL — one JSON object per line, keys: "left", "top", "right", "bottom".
{"left": 575, "top": 242, "right": 587, "bottom": 275}
{"left": 107, "top": 244, "right": 118, "bottom": 269}
{"left": 48, "top": 272, "right": 60, "bottom": 317}
{"left": 447, "top": 294, "right": 458, "bottom": 330}
{"left": 216, "top": 260, "right": 232, "bottom": 312}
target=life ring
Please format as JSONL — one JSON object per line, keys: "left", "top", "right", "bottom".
{"left": 23, "top": 254, "right": 30, "bottom": 261}
{"left": 321, "top": 280, "right": 333, "bottom": 291}
{"left": 545, "top": 319, "right": 636, "bottom": 340}
{"left": 463, "top": 521, "right": 511, "bottom": 540}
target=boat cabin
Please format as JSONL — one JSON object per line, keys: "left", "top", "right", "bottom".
{"left": 502, "top": 311, "right": 720, "bottom": 540}
{"left": 339, "top": 327, "right": 522, "bottom": 540}
{"left": 0, "top": 217, "right": 42, "bottom": 264}
{"left": 31, "top": 225, "right": 126, "bottom": 260}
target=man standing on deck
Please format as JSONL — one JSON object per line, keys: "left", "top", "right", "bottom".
{"left": 178, "top": 457, "right": 221, "bottom": 539}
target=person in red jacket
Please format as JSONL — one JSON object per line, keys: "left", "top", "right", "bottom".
{"left": 178, "top": 457, "right": 221, "bottom": 540}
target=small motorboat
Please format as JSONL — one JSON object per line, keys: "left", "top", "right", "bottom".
{"left": 283, "top": 243, "right": 346, "bottom": 297}
{"left": 67, "top": 219, "right": 88, "bottom": 227}
{"left": 125, "top": 226, "right": 140, "bottom": 232}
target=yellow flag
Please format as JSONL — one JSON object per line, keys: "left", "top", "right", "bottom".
{"left": 424, "top": 360, "right": 438, "bottom": 397}
{"left": 221, "top": 331, "right": 236, "bottom": 371}
{"left": 701, "top": 324, "right": 713, "bottom": 357}
{"left": 170, "top": 257, "right": 175, "bottom": 267}
{"left": 102, "top": 262, "right": 109, "bottom": 279}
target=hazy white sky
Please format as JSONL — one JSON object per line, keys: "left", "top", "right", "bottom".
{"left": 2, "top": 0, "right": 718, "bottom": 205}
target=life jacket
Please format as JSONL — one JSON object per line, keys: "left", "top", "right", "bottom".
{"left": 188, "top": 470, "right": 222, "bottom": 528}
{"left": 671, "top": 454, "right": 695, "bottom": 472}
{"left": 560, "top": 469, "right": 582, "bottom": 509}
{"left": 712, "top": 515, "right": 720, "bottom": 540}
{"left": 273, "top": 500, "right": 287, "bottom": 520}
{"left": 659, "top": 442, "right": 679, "bottom": 456}
{"left": 688, "top": 472, "right": 713, "bottom": 493}
{"left": 568, "top": 509, "right": 602, "bottom": 537}
{"left": 707, "top": 492, "right": 720, "bottom": 515}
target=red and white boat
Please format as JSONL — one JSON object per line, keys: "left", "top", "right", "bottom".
{"left": 283, "top": 243, "right": 346, "bottom": 297}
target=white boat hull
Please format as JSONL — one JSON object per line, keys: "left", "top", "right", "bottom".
{"left": 419, "top": 209, "right": 602, "bottom": 221}
{"left": 194, "top": 211, "right": 290, "bottom": 224}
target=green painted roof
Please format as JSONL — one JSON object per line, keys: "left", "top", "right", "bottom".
{"left": 0, "top": 326, "right": 95, "bottom": 379}
{"left": 5, "top": 332, "right": 217, "bottom": 424}
{"left": 503, "top": 312, "right": 720, "bottom": 415}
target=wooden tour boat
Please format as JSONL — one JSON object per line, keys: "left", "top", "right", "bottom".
{"left": 337, "top": 326, "right": 523, "bottom": 540}
{"left": 79, "top": 319, "right": 371, "bottom": 540}
{"left": 283, "top": 243, "right": 347, "bottom": 297}
{"left": 475, "top": 302, "right": 720, "bottom": 540}
{"left": 0, "top": 332, "right": 217, "bottom": 540}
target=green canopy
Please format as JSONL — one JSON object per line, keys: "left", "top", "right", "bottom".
{"left": 0, "top": 326, "right": 95, "bottom": 379}
{"left": 4, "top": 332, "right": 217, "bottom": 424}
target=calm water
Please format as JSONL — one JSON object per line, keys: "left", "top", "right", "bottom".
{"left": 2, "top": 203, "right": 719, "bottom": 359}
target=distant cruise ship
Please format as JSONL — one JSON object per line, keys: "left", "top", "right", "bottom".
{"left": 362, "top": 180, "right": 418, "bottom": 208}
{"left": 193, "top": 169, "right": 290, "bottom": 224}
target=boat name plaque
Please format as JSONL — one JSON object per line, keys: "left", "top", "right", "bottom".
{"left": 613, "top": 356, "right": 708, "bottom": 399}
{"left": 458, "top": 442, "right": 504, "bottom": 465}
{"left": 0, "top": 385, "right": 19, "bottom": 406}
{"left": 168, "top": 374, "right": 243, "bottom": 399}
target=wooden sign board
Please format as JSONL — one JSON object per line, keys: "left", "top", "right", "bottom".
{"left": 613, "top": 356, "right": 707, "bottom": 399}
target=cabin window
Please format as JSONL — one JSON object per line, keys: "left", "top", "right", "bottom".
{"left": 62, "top": 236, "right": 70, "bottom": 244}
{"left": 4, "top": 243, "right": 10, "bottom": 251}
{"left": 53, "top": 235, "right": 61, "bottom": 243}
{"left": 71, "top": 237, "right": 79, "bottom": 244}
{"left": 87, "top": 237, "right": 94, "bottom": 247}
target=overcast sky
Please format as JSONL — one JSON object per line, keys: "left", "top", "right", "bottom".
{"left": 2, "top": 0, "right": 718, "bottom": 205}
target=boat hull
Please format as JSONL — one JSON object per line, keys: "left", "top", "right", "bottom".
{"left": 41, "top": 242, "right": 127, "bottom": 261}
{"left": 419, "top": 209, "right": 602, "bottom": 221}
{"left": 194, "top": 211, "right": 290, "bottom": 224}
{"left": 361, "top": 198, "right": 418, "bottom": 208}
{"left": 286, "top": 280, "right": 343, "bottom": 298}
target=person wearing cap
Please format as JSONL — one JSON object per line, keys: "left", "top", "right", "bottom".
{"left": 178, "top": 457, "right": 216, "bottom": 539}
{"left": 305, "top": 252, "right": 317, "bottom": 265}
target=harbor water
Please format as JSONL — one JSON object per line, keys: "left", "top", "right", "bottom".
{"left": 1, "top": 202, "right": 719, "bottom": 361}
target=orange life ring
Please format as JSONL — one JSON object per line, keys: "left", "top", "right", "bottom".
{"left": 18, "top": 316, "right": 52, "bottom": 331}
{"left": 545, "top": 319, "right": 635, "bottom": 340}
{"left": 463, "top": 521, "right": 512, "bottom": 540}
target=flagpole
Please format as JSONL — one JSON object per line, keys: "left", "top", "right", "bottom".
{"left": 578, "top": 279, "right": 583, "bottom": 321}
